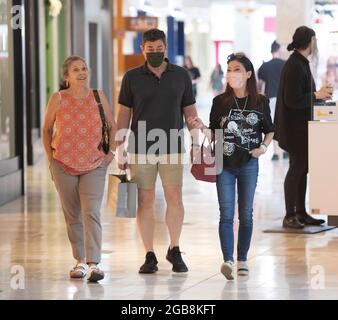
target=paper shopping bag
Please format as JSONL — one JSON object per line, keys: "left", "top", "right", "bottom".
{"left": 107, "top": 174, "right": 137, "bottom": 218}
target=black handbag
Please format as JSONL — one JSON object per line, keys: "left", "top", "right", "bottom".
{"left": 93, "top": 89, "right": 110, "bottom": 154}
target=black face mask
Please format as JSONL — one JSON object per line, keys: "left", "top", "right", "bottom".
{"left": 146, "top": 52, "right": 165, "bottom": 68}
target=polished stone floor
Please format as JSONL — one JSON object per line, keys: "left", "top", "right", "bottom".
{"left": 1, "top": 97, "right": 338, "bottom": 300}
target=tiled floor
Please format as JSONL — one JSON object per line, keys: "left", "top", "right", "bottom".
{"left": 0, "top": 95, "right": 337, "bottom": 300}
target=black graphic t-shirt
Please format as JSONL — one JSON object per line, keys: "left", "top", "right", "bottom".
{"left": 209, "top": 94, "right": 275, "bottom": 169}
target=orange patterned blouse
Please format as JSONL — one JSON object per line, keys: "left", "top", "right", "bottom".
{"left": 51, "top": 90, "right": 106, "bottom": 175}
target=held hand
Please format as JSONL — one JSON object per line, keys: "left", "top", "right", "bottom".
{"left": 249, "top": 147, "right": 265, "bottom": 158}
{"left": 118, "top": 163, "right": 128, "bottom": 171}
{"left": 187, "top": 116, "right": 205, "bottom": 130}
{"left": 117, "top": 148, "right": 129, "bottom": 171}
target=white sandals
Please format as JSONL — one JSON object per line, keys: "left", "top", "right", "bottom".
{"left": 69, "top": 263, "right": 88, "bottom": 279}
{"left": 86, "top": 265, "right": 105, "bottom": 282}
{"left": 69, "top": 263, "right": 104, "bottom": 282}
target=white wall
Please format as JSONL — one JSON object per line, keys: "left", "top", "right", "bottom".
{"left": 210, "top": 2, "right": 277, "bottom": 70}
{"left": 185, "top": 17, "right": 213, "bottom": 95}
{"left": 276, "top": 0, "right": 315, "bottom": 45}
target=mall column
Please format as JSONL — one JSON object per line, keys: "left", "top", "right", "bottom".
{"left": 276, "top": 0, "right": 314, "bottom": 47}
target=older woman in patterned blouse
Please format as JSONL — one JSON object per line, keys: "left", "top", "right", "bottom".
{"left": 42, "top": 56, "right": 116, "bottom": 282}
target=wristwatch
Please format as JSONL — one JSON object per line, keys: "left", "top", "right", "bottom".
{"left": 191, "top": 144, "right": 200, "bottom": 149}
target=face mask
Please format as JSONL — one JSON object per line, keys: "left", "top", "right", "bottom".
{"left": 146, "top": 52, "right": 165, "bottom": 68}
{"left": 226, "top": 72, "right": 246, "bottom": 89}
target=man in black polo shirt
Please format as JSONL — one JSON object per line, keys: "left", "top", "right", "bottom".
{"left": 117, "top": 28, "right": 199, "bottom": 274}
{"left": 258, "top": 41, "right": 285, "bottom": 161}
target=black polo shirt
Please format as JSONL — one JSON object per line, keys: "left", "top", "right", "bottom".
{"left": 118, "top": 59, "right": 196, "bottom": 154}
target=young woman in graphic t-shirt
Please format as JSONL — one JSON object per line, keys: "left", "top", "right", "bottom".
{"left": 188, "top": 53, "right": 275, "bottom": 280}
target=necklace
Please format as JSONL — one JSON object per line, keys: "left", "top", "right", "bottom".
{"left": 233, "top": 96, "right": 248, "bottom": 114}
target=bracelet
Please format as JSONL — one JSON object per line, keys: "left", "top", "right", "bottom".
{"left": 110, "top": 150, "right": 116, "bottom": 157}
{"left": 191, "top": 144, "right": 200, "bottom": 148}
{"left": 260, "top": 143, "right": 267, "bottom": 153}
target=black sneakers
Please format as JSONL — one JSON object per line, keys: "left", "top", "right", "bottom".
{"left": 139, "top": 251, "right": 158, "bottom": 274}
{"left": 166, "top": 246, "right": 188, "bottom": 273}
{"left": 139, "top": 248, "right": 189, "bottom": 274}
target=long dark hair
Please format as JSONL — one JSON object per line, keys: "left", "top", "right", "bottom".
{"left": 59, "top": 56, "right": 87, "bottom": 91}
{"left": 223, "top": 53, "right": 263, "bottom": 108}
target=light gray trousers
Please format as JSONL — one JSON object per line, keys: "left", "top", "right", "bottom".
{"left": 50, "top": 160, "right": 107, "bottom": 263}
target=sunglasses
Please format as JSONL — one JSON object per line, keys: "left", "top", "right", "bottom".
{"left": 227, "top": 52, "right": 246, "bottom": 62}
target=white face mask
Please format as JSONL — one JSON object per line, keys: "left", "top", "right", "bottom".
{"left": 226, "top": 72, "right": 246, "bottom": 89}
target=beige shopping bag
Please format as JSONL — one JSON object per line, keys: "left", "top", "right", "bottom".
{"left": 107, "top": 174, "right": 137, "bottom": 218}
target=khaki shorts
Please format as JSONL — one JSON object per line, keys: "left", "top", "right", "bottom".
{"left": 129, "top": 154, "right": 184, "bottom": 190}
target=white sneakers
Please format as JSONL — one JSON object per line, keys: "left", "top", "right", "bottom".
{"left": 220, "top": 261, "right": 249, "bottom": 280}
{"left": 237, "top": 261, "right": 249, "bottom": 276}
{"left": 221, "top": 261, "right": 234, "bottom": 280}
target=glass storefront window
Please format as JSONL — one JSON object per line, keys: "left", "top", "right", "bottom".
{"left": 0, "top": 0, "right": 15, "bottom": 160}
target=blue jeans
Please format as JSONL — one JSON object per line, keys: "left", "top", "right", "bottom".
{"left": 216, "top": 158, "right": 259, "bottom": 262}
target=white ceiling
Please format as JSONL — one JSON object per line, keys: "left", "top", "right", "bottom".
{"left": 137, "top": 0, "right": 277, "bottom": 19}
{"left": 175, "top": 0, "right": 338, "bottom": 19}
{"left": 145, "top": 0, "right": 276, "bottom": 9}
{"left": 125, "top": 0, "right": 338, "bottom": 19}
{"left": 144, "top": 0, "right": 338, "bottom": 8}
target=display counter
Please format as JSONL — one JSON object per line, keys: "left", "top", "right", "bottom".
{"left": 309, "top": 121, "right": 338, "bottom": 225}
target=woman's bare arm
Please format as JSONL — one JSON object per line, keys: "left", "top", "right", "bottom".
{"left": 42, "top": 92, "right": 60, "bottom": 163}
